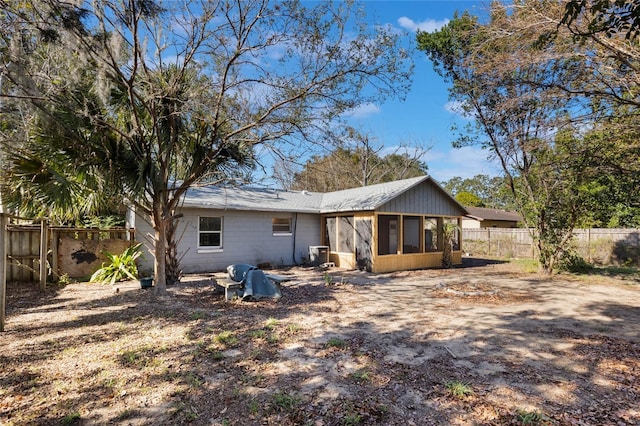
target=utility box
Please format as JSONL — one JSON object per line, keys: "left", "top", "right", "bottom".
{"left": 309, "top": 245, "right": 329, "bottom": 266}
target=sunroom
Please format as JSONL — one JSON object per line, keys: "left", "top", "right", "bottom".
{"left": 319, "top": 176, "right": 466, "bottom": 273}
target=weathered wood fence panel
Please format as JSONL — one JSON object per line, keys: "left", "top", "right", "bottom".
{"left": 463, "top": 228, "right": 640, "bottom": 266}
{"left": 6, "top": 225, "right": 42, "bottom": 283}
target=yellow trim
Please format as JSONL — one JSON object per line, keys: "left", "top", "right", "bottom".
{"left": 321, "top": 211, "right": 464, "bottom": 273}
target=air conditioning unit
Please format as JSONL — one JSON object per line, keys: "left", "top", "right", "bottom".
{"left": 308, "top": 245, "right": 329, "bottom": 266}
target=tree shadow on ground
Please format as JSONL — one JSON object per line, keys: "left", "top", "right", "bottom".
{"left": 612, "top": 231, "right": 640, "bottom": 266}
{"left": 3, "top": 267, "right": 639, "bottom": 425}
{"left": 459, "top": 256, "right": 509, "bottom": 268}
{"left": 583, "top": 265, "right": 640, "bottom": 284}
{"left": 181, "top": 300, "right": 639, "bottom": 425}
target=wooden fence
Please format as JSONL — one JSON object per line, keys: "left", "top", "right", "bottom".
{"left": 0, "top": 214, "right": 134, "bottom": 331}
{"left": 1, "top": 215, "right": 134, "bottom": 284}
{"left": 463, "top": 228, "right": 640, "bottom": 266}
{"left": 0, "top": 213, "right": 135, "bottom": 331}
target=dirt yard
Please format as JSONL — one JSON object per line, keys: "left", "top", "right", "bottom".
{"left": 1, "top": 258, "right": 639, "bottom": 425}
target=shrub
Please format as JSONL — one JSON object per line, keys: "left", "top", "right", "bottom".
{"left": 445, "top": 380, "right": 474, "bottom": 398}
{"left": 90, "top": 243, "right": 143, "bottom": 284}
{"left": 558, "top": 251, "right": 593, "bottom": 273}
{"left": 326, "top": 337, "right": 347, "bottom": 348}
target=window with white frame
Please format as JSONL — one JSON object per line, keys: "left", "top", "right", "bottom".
{"left": 272, "top": 217, "right": 292, "bottom": 235}
{"left": 199, "top": 216, "right": 222, "bottom": 248}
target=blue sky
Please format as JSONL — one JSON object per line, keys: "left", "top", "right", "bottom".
{"left": 342, "top": 0, "right": 501, "bottom": 183}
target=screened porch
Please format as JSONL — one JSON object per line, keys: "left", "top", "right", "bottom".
{"left": 322, "top": 213, "right": 463, "bottom": 273}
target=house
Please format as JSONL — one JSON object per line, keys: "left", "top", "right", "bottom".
{"left": 462, "top": 206, "right": 522, "bottom": 229}
{"left": 128, "top": 176, "right": 468, "bottom": 274}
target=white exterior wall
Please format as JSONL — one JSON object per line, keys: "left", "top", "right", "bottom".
{"left": 461, "top": 218, "right": 481, "bottom": 229}
{"left": 132, "top": 207, "right": 321, "bottom": 274}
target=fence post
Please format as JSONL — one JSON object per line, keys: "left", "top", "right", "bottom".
{"left": 51, "top": 228, "right": 58, "bottom": 281}
{"left": 0, "top": 214, "right": 7, "bottom": 331}
{"left": 39, "top": 219, "right": 48, "bottom": 292}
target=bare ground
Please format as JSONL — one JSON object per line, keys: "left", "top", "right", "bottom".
{"left": 1, "top": 258, "right": 639, "bottom": 426}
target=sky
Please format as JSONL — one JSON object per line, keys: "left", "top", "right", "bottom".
{"left": 339, "top": 0, "right": 502, "bottom": 184}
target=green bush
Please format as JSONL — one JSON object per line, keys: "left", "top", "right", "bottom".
{"left": 558, "top": 251, "right": 593, "bottom": 273}
{"left": 90, "top": 243, "right": 143, "bottom": 284}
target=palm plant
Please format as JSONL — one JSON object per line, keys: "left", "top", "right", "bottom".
{"left": 90, "top": 243, "right": 143, "bottom": 285}
{"left": 442, "top": 222, "right": 460, "bottom": 269}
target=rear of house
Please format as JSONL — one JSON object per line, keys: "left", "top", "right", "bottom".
{"left": 128, "top": 176, "right": 468, "bottom": 275}
{"left": 129, "top": 187, "right": 323, "bottom": 274}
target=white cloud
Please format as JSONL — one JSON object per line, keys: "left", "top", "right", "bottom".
{"left": 444, "top": 100, "right": 465, "bottom": 115}
{"left": 397, "top": 17, "right": 449, "bottom": 33}
{"left": 343, "top": 103, "right": 381, "bottom": 119}
{"left": 444, "top": 100, "right": 475, "bottom": 119}
{"left": 425, "top": 146, "right": 502, "bottom": 182}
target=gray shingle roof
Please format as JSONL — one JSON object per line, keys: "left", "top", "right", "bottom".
{"left": 181, "top": 185, "right": 323, "bottom": 213}
{"left": 319, "top": 175, "right": 428, "bottom": 213}
{"left": 181, "top": 175, "right": 433, "bottom": 214}
{"left": 465, "top": 206, "right": 522, "bottom": 222}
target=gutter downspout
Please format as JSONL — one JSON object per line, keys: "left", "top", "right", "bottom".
{"left": 292, "top": 212, "right": 298, "bottom": 265}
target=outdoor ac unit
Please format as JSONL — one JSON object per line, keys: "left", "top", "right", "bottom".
{"left": 308, "top": 245, "right": 329, "bottom": 266}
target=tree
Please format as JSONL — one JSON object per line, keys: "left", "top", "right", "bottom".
{"left": 563, "top": 0, "right": 640, "bottom": 39}
{"left": 0, "top": 92, "right": 124, "bottom": 222}
{"left": 284, "top": 131, "right": 429, "bottom": 192}
{"left": 0, "top": 0, "right": 412, "bottom": 293}
{"left": 455, "top": 191, "right": 483, "bottom": 207}
{"left": 417, "top": 2, "right": 640, "bottom": 274}
{"left": 441, "top": 221, "right": 459, "bottom": 269}
{"left": 440, "top": 174, "right": 515, "bottom": 209}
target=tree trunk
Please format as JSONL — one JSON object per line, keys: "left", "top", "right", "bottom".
{"left": 165, "top": 218, "right": 181, "bottom": 286}
{"left": 536, "top": 239, "right": 556, "bottom": 276}
{"left": 152, "top": 206, "right": 168, "bottom": 295}
{"left": 442, "top": 237, "right": 453, "bottom": 269}
{"left": 442, "top": 241, "right": 453, "bottom": 269}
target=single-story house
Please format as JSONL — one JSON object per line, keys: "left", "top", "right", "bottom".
{"left": 462, "top": 206, "right": 522, "bottom": 229}
{"left": 127, "top": 175, "right": 468, "bottom": 274}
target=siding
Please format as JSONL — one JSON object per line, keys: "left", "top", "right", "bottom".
{"left": 378, "top": 180, "right": 464, "bottom": 216}
{"left": 134, "top": 208, "right": 321, "bottom": 273}
{"left": 461, "top": 219, "right": 519, "bottom": 229}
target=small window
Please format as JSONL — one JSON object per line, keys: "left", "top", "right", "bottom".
{"left": 272, "top": 218, "right": 292, "bottom": 235}
{"left": 199, "top": 216, "right": 222, "bottom": 248}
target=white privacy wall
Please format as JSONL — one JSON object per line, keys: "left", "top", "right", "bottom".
{"left": 131, "top": 207, "right": 321, "bottom": 274}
